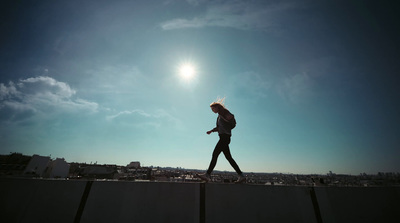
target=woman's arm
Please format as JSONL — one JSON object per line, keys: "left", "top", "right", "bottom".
{"left": 207, "top": 127, "right": 218, "bottom": 135}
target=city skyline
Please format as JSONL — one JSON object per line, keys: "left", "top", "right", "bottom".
{"left": 1, "top": 0, "right": 399, "bottom": 175}
{"left": 3, "top": 152, "right": 399, "bottom": 177}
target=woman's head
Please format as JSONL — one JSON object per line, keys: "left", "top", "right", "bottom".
{"left": 210, "top": 103, "right": 222, "bottom": 113}
{"left": 210, "top": 97, "right": 226, "bottom": 113}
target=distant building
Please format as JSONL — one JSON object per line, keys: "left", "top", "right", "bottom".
{"left": 127, "top": 161, "right": 140, "bottom": 169}
{"left": 23, "top": 154, "right": 70, "bottom": 178}
{"left": 23, "top": 155, "right": 51, "bottom": 177}
{"left": 45, "top": 158, "right": 70, "bottom": 178}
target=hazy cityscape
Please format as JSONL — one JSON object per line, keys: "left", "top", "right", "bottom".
{"left": 1, "top": 152, "right": 399, "bottom": 187}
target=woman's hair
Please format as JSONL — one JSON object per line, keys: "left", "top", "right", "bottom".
{"left": 210, "top": 97, "right": 227, "bottom": 111}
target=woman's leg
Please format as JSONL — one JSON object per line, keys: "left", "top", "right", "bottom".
{"left": 206, "top": 137, "right": 224, "bottom": 175}
{"left": 219, "top": 135, "right": 243, "bottom": 175}
{"left": 222, "top": 148, "right": 243, "bottom": 175}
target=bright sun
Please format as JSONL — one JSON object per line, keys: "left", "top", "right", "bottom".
{"left": 179, "top": 63, "right": 196, "bottom": 80}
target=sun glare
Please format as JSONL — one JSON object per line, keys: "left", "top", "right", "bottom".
{"left": 179, "top": 63, "right": 196, "bottom": 80}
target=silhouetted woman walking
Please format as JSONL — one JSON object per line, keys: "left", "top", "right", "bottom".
{"left": 198, "top": 99, "right": 245, "bottom": 183}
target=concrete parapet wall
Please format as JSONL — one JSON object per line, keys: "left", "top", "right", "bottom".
{"left": 0, "top": 178, "right": 86, "bottom": 223}
{"left": 1, "top": 178, "right": 399, "bottom": 223}
{"left": 81, "top": 181, "right": 199, "bottom": 223}
{"left": 315, "top": 187, "right": 400, "bottom": 223}
{"left": 205, "top": 184, "right": 317, "bottom": 223}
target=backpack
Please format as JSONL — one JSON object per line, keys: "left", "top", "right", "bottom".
{"left": 229, "top": 115, "right": 236, "bottom": 129}
{"left": 217, "top": 114, "right": 236, "bottom": 130}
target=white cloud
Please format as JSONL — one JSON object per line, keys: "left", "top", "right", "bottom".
{"left": 0, "top": 82, "right": 20, "bottom": 100}
{"left": 106, "top": 109, "right": 183, "bottom": 129}
{"left": 161, "top": 18, "right": 206, "bottom": 30}
{"left": 106, "top": 109, "right": 152, "bottom": 121}
{"left": 20, "top": 76, "right": 76, "bottom": 98}
{"left": 0, "top": 76, "right": 98, "bottom": 122}
{"left": 161, "top": 1, "right": 298, "bottom": 31}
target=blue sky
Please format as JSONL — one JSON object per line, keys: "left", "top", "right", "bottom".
{"left": 1, "top": 0, "right": 399, "bottom": 174}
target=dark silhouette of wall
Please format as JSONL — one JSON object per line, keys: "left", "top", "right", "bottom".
{"left": 1, "top": 178, "right": 86, "bottom": 223}
{"left": 315, "top": 187, "right": 400, "bottom": 223}
{"left": 1, "top": 178, "right": 399, "bottom": 223}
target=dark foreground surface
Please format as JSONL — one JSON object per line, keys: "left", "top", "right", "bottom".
{"left": 1, "top": 177, "right": 399, "bottom": 223}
